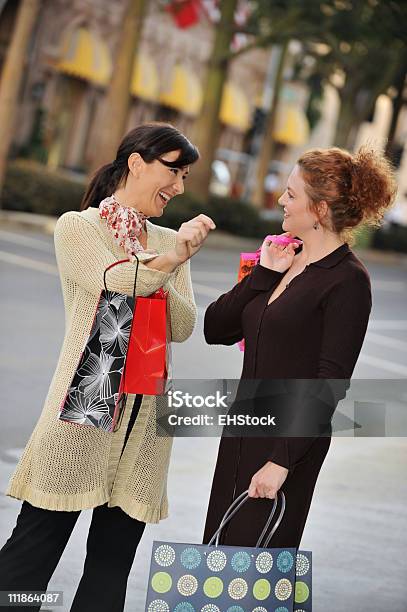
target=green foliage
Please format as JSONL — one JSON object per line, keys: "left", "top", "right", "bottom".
{"left": 372, "top": 222, "right": 407, "bottom": 254}
{"left": 19, "top": 109, "right": 48, "bottom": 164}
{"left": 241, "top": 0, "right": 406, "bottom": 147}
{"left": 352, "top": 223, "right": 375, "bottom": 249}
{"left": 296, "top": 0, "right": 407, "bottom": 146}
{"left": 1, "top": 160, "right": 282, "bottom": 238}
{"left": 3, "top": 159, "right": 405, "bottom": 252}
{"left": 2, "top": 160, "right": 85, "bottom": 215}
{"left": 153, "top": 193, "right": 283, "bottom": 238}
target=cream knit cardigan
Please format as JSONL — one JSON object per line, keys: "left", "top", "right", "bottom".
{"left": 6, "top": 207, "right": 197, "bottom": 523}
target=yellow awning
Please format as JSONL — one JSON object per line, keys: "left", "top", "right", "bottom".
{"left": 56, "top": 27, "right": 112, "bottom": 86}
{"left": 220, "top": 82, "right": 251, "bottom": 131}
{"left": 130, "top": 53, "right": 159, "bottom": 102}
{"left": 159, "top": 65, "right": 203, "bottom": 116}
{"left": 273, "top": 105, "right": 310, "bottom": 146}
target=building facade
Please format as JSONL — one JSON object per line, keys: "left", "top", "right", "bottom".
{"left": 0, "top": 0, "right": 310, "bottom": 197}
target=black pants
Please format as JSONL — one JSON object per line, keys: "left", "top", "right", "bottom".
{"left": 0, "top": 395, "right": 144, "bottom": 612}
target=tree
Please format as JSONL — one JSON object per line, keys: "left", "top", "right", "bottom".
{"left": 187, "top": 0, "right": 238, "bottom": 200}
{"left": 239, "top": 0, "right": 407, "bottom": 203}
{"left": 239, "top": 2, "right": 337, "bottom": 206}
{"left": 190, "top": 0, "right": 407, "bottom": 205}
{"left": 187, "top": 0, "right": 334, "bottom": 203}
{"left": 0, "top": 0, "right": 41, "bottom": 203}
{"left": 90, "top": 0, "right": 147, "bottom": 172}
{"left": 385, "top": 56, "right": 407, "bottom": 160}
{"left": 302, "top": 0, "right": 407, "bottom": 148}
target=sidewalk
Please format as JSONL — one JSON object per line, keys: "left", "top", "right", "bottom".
{"left": 1, "top": 209, "right": 407, "bottom": 266}
{"left": 1, "top": 437, "right": 406, "bottom": 612}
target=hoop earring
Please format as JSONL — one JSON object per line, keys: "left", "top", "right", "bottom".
{"left": 313, "top": 221, "right": 319, "bottom": 230}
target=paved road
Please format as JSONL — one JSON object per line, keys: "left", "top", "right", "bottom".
{"left": 0, "top": 226, "right": 406, "bottom": 611}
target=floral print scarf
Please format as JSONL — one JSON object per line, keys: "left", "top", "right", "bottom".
{"left": 99, "top": 194, "right": 157, "bottom": 262}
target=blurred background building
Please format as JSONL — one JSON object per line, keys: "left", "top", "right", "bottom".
{"left": 1, "top": 1, "right": 272, "bottom": 181}
{"left": 0, "top": 0, "right": 406, "bottom": 247}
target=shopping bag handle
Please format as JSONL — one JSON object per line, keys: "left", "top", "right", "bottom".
{"left": 102, "top": 256, "right": 140, "bottom": 432}
{"left": 103, "top": 256, "right": 140, "bottom": 302}
{"left": 207, "top": 488, "right": 286, "bottom": 548}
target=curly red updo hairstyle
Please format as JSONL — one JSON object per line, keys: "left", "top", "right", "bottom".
{"left": 296, "top": 146, "right": 398, "bottom": 246}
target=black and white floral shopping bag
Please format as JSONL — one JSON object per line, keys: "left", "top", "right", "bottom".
{"left": 59, "top": 258, "right": 138, "bottom": 433}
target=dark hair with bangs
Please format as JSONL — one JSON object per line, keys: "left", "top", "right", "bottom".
{"left": 80, "top": 122, "right": 199, "bottom": 210}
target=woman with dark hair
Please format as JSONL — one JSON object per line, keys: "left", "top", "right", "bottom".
{"left": 0, "top": 122, "right": 215, "bottom": 611}
{"left": 203, "top": 146, "right": 397, "bottom": 548}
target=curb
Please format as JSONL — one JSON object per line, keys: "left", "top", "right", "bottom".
{"left": 0, "top": 210, "right": 57, "bottom": 235}
{"left": 1, "top": 209, "right": 407, "bottom": 266}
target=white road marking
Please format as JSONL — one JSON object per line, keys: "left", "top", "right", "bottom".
{"left": 0, "top": 229, "right": 53, "bottom": 252}
{"left": 366, "top": 332, "right": 407, "bottom": 353}
{"left": 0, "top": 251, "right": 58, "bottom": 275}
{"left": 368, "top": 320, "right": 407, "bottom": 331}
{"left": 2, "top": 448, "right": 24, "bottom": 462}
{"left": 2, "top": 249, "right": 406, "bottom": 378}
{"left": 371, "top": 280, "right": 406, "bottom": 291}
{"left": 358, "top": 354, "right": 407, "bottom": 377}
{"left": 193, "top": 282, "right": 222, "bottom": 298}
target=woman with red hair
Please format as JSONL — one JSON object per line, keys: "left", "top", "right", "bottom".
{"left": 203, "top": 146, "right": 397, "bottom": 547}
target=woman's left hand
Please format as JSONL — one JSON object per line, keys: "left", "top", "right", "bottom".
{"left": 248, "top": 461, "right": 289, "bottom": 499}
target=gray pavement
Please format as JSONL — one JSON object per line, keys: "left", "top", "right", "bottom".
{"left": 0, "top": 222, "right": 406, "bottom": 611}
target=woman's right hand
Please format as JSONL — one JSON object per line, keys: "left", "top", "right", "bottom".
{"left": 145, "top": 215, "right": 216, "bottom": 274}
{"left": 170, "top": 214, "right": 216, "bottom": 266}
{"left": 260, "top": 232, "right": 300, "bottom": 272}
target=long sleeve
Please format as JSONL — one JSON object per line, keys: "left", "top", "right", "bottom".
{"left": 204, "top": 264, "right": 284, "bottom": 345}
{"left": 54, "top": 211, "right": 176, "bottom": 298}
{"left": 166, "top": 258, "right": 197, "bottom": 343}
{"left": 268, "top": 268, "right": 372, "bottom": 471}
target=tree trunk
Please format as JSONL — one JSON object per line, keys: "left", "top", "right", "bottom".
{"left": 334, "top": 72, "right": 392, "bottom": 151}
{"left": 252, "top": 42, "right": 288, "bottom": 208}
{"left": 333, "top": 90, "right": 359, "bottom": 149}
{"left": 0, "top": 0, "right": 41, "bottom": 202}
{"left": 187, "top": 0, "right": 238, "bottom": 202}
{"left": 385, "top": 57, "right": 407, "bottom": 157}
{"left": 90, "top": 0, "right": 147, "bottom": 173}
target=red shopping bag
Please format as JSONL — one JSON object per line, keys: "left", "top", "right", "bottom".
{"left": 236, "top": 250, "right": 261, "bottom": 351}
{"left": 121, "top": 288, "right": 169, "bottom": 396}
{"left": 238, "top": 249, "right": 261, "bottom": 282}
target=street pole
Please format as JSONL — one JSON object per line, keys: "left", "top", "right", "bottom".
{"left": 242, "top": 44, "right": 284, "bottom": 205}
{"left": 252, "top": 42, "right": 288, "bottom": 208}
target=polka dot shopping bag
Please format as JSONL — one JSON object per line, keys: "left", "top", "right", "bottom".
{"left": 145, "top": 490, "right": 312, "bottom": 611}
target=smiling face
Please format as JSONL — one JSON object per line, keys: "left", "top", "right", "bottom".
{"left": 278, "top": 164, "right": 328, "bottom": 236}
{"left": 125, "top": 149, "right": 190, "bottom": 217}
